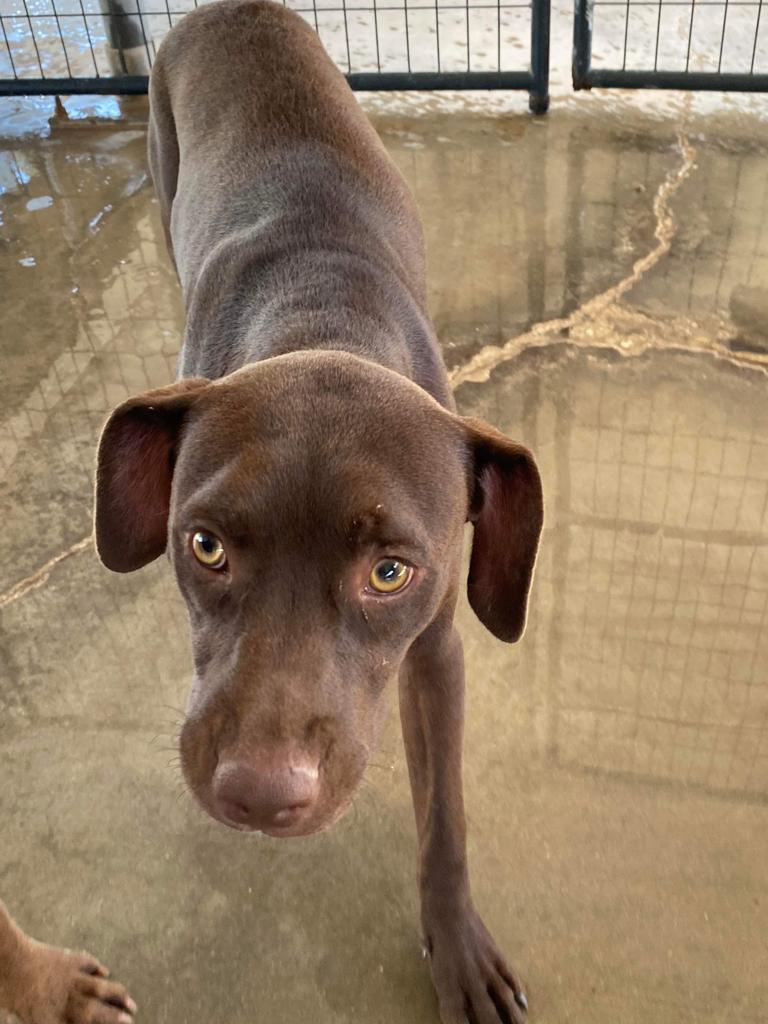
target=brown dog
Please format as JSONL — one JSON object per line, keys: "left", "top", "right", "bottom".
{"left": 94, "top": 3, "right": 543, "bottom": 1021}
{"left": 0, "top": 900, "right": 136, "bottom": 1024}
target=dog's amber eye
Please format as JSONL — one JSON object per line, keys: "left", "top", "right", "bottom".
{"left": 369, "top": 558, "right": 412, "bottom": 594}
{"left": 191, "top": 531, "right": 227, "bottom": 570}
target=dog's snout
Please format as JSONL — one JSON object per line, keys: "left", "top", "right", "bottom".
{"left": 212, "top": 756, "right": 320, "bottom": 833}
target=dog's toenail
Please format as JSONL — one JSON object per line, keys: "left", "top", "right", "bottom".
{"left": 515, "top": 991, "right": 528, "bottom": 1011}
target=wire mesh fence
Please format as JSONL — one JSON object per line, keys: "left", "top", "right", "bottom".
{"left": 4, "top": 0, "right": 768, "bottom": 104}
{"left": 458, "top": 345, "right": 768, "bottom": 803}
{"left": 0, "top": 0, "right": 550, "bottom": 107}
{"left": 548, "top": 357, "right": 768, "bottom": 799}
{"left": 436, "top": 117, "right": 768, "bottom": 801}
{"left": 529, "top": 128, "right": 768, "bottom": 799}
{"left": 573, "top": 0, "right": 768, "bottom": 90}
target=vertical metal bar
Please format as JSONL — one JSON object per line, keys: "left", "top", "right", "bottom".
{"left": 466, "top": 0, "right": 471, "bottom": 71}
{"left": 50, "top": 0, "right": 73, "bottom": 78}
{"left": 100, "top": 0, "right": 151, "bottom": 75}
{"left": 718, "top": 0, "right": 730, "bottom": 71}
{"left": 0, "top": 15, "right": 19, "bottom": 78}
{"left": 685, "top": 0, "right": 696, "bottom": 71}
{"left": 653, "top": 0, "right": 663, "bottom": 70}
{"left": 134, "top": 0, "right": 156, "bottom": 69}
{"left": 163, "top": 0, "right": 174, "bottom": 36}
{"left": 22, "top": 1, "right": 46, "bottom": 78}
{"left": 622, "top": 0, "right": 631, "bottom": 69}
{"left": 373, "top": 0, "right": 381, "bottom": 71}
{"left": 572, "top": 0, "right": 592, "bottom": 89}
{"left": 496, "top": 0, "right": 501, "bottom": 71}
{"left": 404, "top": 0, "right": 412, "bottom": 72}
{"left": 77, "top": 0, "right": 100, "bottom": 77}
{"left": 434, "top": 0, "right": 441, "bottom": 71}
{"left": 751, "top": 0, "right": 763, "bottom": 73}
{"left": 529, "top": 0, "right": 550, "bottom": 111}
{"left": 131, "top": 0, "right": 153, "bottom": 70}
{"left": 342, "top": 0, "right": 352, "bottom": 73}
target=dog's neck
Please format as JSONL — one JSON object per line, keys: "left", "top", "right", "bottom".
{"left": 178, "top": 247, "right": 453, "bottom": 408}
{"left": 166, "top": 139, "right": 451, "bottom": 405}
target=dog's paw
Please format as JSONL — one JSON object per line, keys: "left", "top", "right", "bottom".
{"left": 422, "top": 902, "right": 528, "bottom": 1024}
{"left": 9, "top": 941, "right": 136, "bottom": 1024}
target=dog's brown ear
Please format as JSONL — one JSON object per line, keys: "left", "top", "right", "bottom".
{"left": 94, "top": 378, "right": 210, "bottom": 572}
{"left": 462, "top": 419, "right": 543, "bottom": 643}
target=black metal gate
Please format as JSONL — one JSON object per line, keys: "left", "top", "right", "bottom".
{"left": 4, "top": 0, "right": 768, "bottom": 113}
{"left": 0, "top": 0, "right": 550, "bottom": 111}
{"left": 573, "top": 0, "right": 768, "bottom": 91}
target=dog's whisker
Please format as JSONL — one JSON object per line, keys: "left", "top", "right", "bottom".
{"left": 148, "top": 735, "right": 180, "bottom": 749}
{"left": 158, "top": 703, "right": 186, "bottom": 716}
{"left": 148, "top": 727, "right": 182, "bottom": 742}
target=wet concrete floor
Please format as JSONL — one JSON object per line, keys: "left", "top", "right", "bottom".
{"left": 1, "top": 94, "right": 767, "bottom": 1023}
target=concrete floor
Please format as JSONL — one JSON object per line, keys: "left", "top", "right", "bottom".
{"left": 1, "top": 92, "right": 768, "bottom": 1024}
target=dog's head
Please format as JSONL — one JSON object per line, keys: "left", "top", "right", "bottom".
{"left": 94, "top": 352, "right": 542, "bottom": 836}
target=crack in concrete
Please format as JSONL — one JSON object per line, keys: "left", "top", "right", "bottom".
{"left": 0, "top": 535, "right": 92, "bottom": 611}
{"left": 449, "top": 130, "right": 697, "bottom": 387}
{"left": 447, "top": 130, "right": 768, "bottom": 389}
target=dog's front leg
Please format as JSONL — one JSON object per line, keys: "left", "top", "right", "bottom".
{"left": 399, "top": 616, "right": 528, "bottom": 1024}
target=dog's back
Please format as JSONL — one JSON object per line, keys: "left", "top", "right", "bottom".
{"left": 148, "top": 0, "right": 448, "bottom": 398}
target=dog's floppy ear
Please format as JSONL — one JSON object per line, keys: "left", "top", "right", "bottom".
{"left": 462, "top": 418, "right": 543, "bottom": 643}
{"left": 94, "top": 378, "right": 210, "bottom": 572}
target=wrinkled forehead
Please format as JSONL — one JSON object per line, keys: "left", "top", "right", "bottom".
{"left": 171, "top": 371, "right": 468, "bottom": 546}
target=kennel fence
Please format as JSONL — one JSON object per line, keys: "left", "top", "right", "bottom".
{"left": 573, "top": 0, "right": 768, "bottom": 92}
{"left": 2, "top": 0, "right": 768, "bottom": 110}
{"left": 0, "top": 0, "right": 551, "bottom": 111}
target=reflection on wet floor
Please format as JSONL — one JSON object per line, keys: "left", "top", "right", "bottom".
{"left": 466, "top": 344, "right": 768, "bottom": 797}
{"left": 1, "top": 98, "right": 767, "bottom": 1023}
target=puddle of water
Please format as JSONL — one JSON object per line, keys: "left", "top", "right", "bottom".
{"left": 26, "top": 194, "right": 52, "bottom": 210}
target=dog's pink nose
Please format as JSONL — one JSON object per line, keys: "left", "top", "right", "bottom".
{"left": 212, "top": 757, "right": 320, "bottom": 832}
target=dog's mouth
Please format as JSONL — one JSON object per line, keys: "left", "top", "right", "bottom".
{"left": 225, "top": 797, "right": 356, "bottom": 838}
